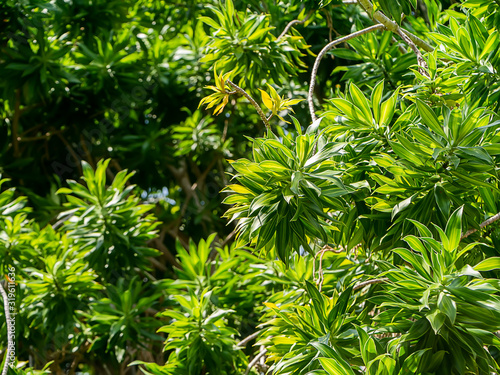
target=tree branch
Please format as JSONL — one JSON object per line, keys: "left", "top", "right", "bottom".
{"left": 308, "top": 24, "right": 385, "bottom": 121}
{"left": 396, "top": 29, "right": 429, "bottom": 76}
{"left": 461, "top": 212, "right": 500, "bottom": 240}
{"left": 237, "top": 330, "right": 262, "bottom": 347}
{"left": 226, "top": 80, "right": 270, "bottom": 129}
{"left": 12, "top": 89, "right": 21, "bottom": 158}
{"left": 353, "top": 278, "right": 389, "bottom": 291}
{"left": 277, "top": 10, "right": 314, "bottom": 40}
{"left": 244, "top": 347, "right": 267, "bottom": 375}
{"left": 356, "top": 0, "right": 434, "bottom": 52}
{"left": 0, "top": 282, "right": 13, "bottom": 375}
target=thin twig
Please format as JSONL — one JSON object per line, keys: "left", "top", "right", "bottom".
{"left": 56, "top": 133, "right": 83, "bottom": 176}
{"left": 314, "top": 245, "right": 344, "bottom": 291}
{"left": 308, "top": 24, "right": 385, "bottom": 121}
{"left": 396, "top": 29, "right": 429, "bottom": 76}
{"left": 356, "top": 0, "right": 433, "bottom": 52}
{"left": 244, "top": 348, "right": 267, "bottom": 375}
{"left": 238, "top": 330, "right": 262, "bottom": 347}
{"left": 277, "top": 10, "right": 314, "bottom": 40}
{"left": 17, "top": 130, "right": 63, "bottom": 142}
{"left": 220, "top": 230, "right": 236, "bottom": 248}
{"left": 353, "top": 278, "right": 389, "bottom": 291}
{"left": 461, "top": 212, "right": 500, "bottom": 240}
{"left": 226, "top": 80, "right": 270, "bottom": 129}
{"left": 12, "top": 89, "right": 21, "bottom": 158}
{"left": 392, "top": 36, "right": 408, "bottom": 54}
{"left": 0, "top": 281, "right": 13, "bottom": 375}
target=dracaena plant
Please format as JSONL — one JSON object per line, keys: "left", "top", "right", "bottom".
{"left": 78, "top": 276, "right": 165, "bottom": 364}
{"left": 133, "top": 289, "right": 247, "bottom": 375}
{"left": 259, "top": 281, "right": 358, "bottom": 375}
{"left": 368, "top": 208, "right": 500, "bottom": 374}
{"left": 56, "top": 159, "right": 161, "bottom": 279}
{"left": 163, "top": 234, "right": 268, "bottom": 319}
{"left": 427, "top": 15, "right": 500, "bottom": 109}
{"left": 222, "top": 121, "right": 355, "bottom": 264}
{"left": 200, "top": 0, "right": 309, "bottom": 89}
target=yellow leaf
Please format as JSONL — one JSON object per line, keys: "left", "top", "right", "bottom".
{"left": 213, "top": 94, "right": 229, "bottom": 115}
{"left": 214, "top": 66, "right": 223, "bottom": 91}
{"left": 259, "top": 89, "right": 273, "bottom": 111}
{"left": 264, "top": 302, "right": 279, "bottom": 310}
{"left": 266, "top": 83, "right": 280, "bottom": 103}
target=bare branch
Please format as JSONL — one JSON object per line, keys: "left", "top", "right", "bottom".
{"left": 220, "top": 230, "right": 236, "bottom": 248}
{"left": 392, "top": 36, "right": 408, "bottom": 55}
{"left": 356, "top": 0, "right": 433, "bottom": 52}
{"left": 461, "top": 212, "right": 500, "bottom": 240}
{"left": 396, "top": 29, "right": 429, "bottom": 76}
{"left": 0, "top": 281, "right": 13, "bottom": 375}
{"left": 226, "top": 80, "right": 271, "bottom": 129}
{"left": 244, "top": 348, "right": 267, "bottom": 375}
{"left": 237, "top": 330, "right": 262, "bottom": 347}
{"left": 12, "top": 89, "right": 21, "bottom": 158}
{"left": 353, "top": 278, "right": 389, "bottom": 291}
{"left": 277, "top": 10, "right": 314, "bottom": 40}
{"left": 308, "top": 24, "right": 385, "bottom": 121}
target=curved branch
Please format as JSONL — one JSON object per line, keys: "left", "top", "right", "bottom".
{"left": 461, "top": 212, "right": 500, "bottom": 240}
{"left": 308, "top": 24, "right": 385, "bottom": 121}
{"left": 353, "top": 278, "right": 389, "bottom": 291}
{"left": 396, "top": 29, "right": 429, "bottom": 76}
{"left": 356, "top": 0, "right": 433, "bottom": 52}
{"left": 277, "top": 10, "right": 314, "bottom": 40}
{"left": 237, "top": 330, "right": 262, "bottom": 347}
{"left": 244, "top": 348, "right": 267, "bottom": 375}
{"left": 226, "top": 80, "right": 270, "bottom": 129}
{"left": 0, "top": 282, "right": 13, "bottom": 375}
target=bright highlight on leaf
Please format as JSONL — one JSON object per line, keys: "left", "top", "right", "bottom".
{"left": 199, "top": 68, "right": 234, "bottom": 115}
{"left": 259, "top": 83, "right": 303, "bottom": 123}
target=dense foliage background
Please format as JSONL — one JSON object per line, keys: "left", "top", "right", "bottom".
{"left": 1, "top": 0, "right": 500, "bottom": 374}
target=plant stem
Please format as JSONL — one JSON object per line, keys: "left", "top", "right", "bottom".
{"left": 308, "top": 24, "right": 385, "bottom": 121}
{"left": 277, "top": 10, "right": 314, "bottom": 40}
{"left": 461, "top": 211, "right": 500, "bottom": 240}
{"left": 356, "top": 0, "right": 434, "bottom": 52}
{"left": 396, "top": 28, "right": 429, "bottom": 76}
{"left": 237, "top": 330, "right": 262, "bottom": 347}
{"left": 353, "top": 278, "right": 389, "bottom": 291}
{"left": 226, "top": 80, "right": 270, "bottom": 129}
{"left": 0, "top": 281, "right": 13, "bottom": 375}
{"left": 244, "top": 348, "right": 267, "bottom": 375}
{"left": 12, "top": 90, "right": 21, "bottom": 158}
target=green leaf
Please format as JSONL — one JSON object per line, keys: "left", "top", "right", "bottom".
{"left": 318, "top": 357, "right": 355, "bottom": 375}
{"left": 349, "top": 83, "right": 373, "bottom": 124}
{"left": 329, "top": 48, "right": 362, "bottom": 60}
{"left": 426, "top": 309, "right": 446, "bottom": 334}
{"left": 393, "top": 248, "right": 430, "bottom": 279}
{"left": 445, "top": 206, "right": 463, "bottom": 253}
{"left": 371, "top": 80, "right": 384, "bottom": 124}
{"left": 416, "top": 99, "right": 446, "bottom": 138}
{"left": 434, "top": 185, "right": 451, "bottom": 217}
{"left": 356, "top": 325, "right": 378, "bottom": 366}
{"left": 407, "top": 219, "right": 433, "bottom": 238}
{"left": 438, "top": 292, "right": 456, "bottom": 324}
{"left": 474, "top": 257, "right": 500, "bottom": 271}
{"left": 304, "top": 280, "right": 326, "bottom": 320}
{"left": 391, "top": 194, "right": 416, "bottom": 220}
{"left": 199, "top": 16, "right": 221, "bottom": 29}
{"left": 379, "top": 90, "right": 398, "bottom": 126}
{"left": 330, "top": 98, "right": 372, "bottom": 127}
